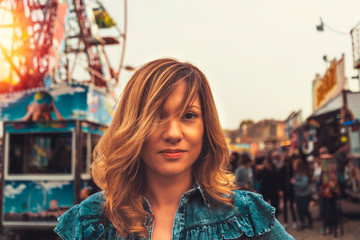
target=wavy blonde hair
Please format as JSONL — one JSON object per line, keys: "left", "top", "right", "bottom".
{"left": 92, "top": 58, "right": 236, "bottom": 238}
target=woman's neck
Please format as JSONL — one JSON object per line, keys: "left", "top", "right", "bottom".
{"left": 144, "top": 171, "right": 193, "bottom": 208}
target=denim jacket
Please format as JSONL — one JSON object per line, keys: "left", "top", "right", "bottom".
{"left": 54, "top": 185, "right": 294, "bottom": 240}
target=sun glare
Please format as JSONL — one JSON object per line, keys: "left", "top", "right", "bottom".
{"left": 0, "top": 8, "right": 14, "bottom": 52}
{"left": 0, "top": 5, "right": 16, "bottom": 84}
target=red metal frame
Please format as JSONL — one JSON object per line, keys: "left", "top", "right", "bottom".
{"left": 73, "top": 0, "right": 106, "bottom": 88}
{"left": 0, "top": 0, "right": 58, "bottom": 91}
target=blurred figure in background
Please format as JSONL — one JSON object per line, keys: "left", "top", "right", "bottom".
{"left": 313, "top": 147, "right": 327, "bottom": 221}
{"left": 335, "top": 141, "right": 350, "bottom": 199}
{"left": 253, "top": 151, "right": 265, "bottom": 193}
{"left": 272, "top": 151, "right": 283, "bottom": 171}
{"left": 257, "top": 157, "right": 280, "bottom": 216}
{"left": 279, "top": 156, "right": 297, "bottom": 230}
{"left": 292, "top": 158, "right": 313, "bottom": 230}
{"left": 228, "top": 151, "right": 240, "bottom": 174}
{"left": 320, "top": 159, "right": 340, "bottom": 236}
{"left": 235, "top": 153, "right": 254, "bottom": 191}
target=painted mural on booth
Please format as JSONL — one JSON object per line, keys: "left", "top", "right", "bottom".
{"left": 0, "top": 84, "right": 114, "bottom": 126}
{"left": 3, "top": 181, "right": 73, "bottom": 222}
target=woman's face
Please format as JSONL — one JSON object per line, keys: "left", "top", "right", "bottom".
{"left": 141, "top": 80, "right": 204, "bottom": 179}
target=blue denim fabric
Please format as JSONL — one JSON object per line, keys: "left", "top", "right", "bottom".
{"left": 54, "top": 185, "right": 294, "bottom": 240}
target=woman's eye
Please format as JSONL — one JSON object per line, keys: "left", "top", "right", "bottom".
{"left": 183, "top": 112, "right": 198, "bottom": 120}
{"left": 158, "top": 112, "right": 166, "bottom": 120}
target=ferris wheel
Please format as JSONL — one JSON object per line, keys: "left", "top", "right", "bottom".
{"left": 0, "top": 0, "right": 127, "bottom": 93}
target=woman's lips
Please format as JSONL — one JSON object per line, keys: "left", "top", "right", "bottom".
{"left": 159, "top": 150, "right": 186, "bottom": 159}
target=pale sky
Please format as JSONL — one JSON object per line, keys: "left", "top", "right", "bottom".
{"left": 102, "top": 0, "right": 360, "bottom": 130}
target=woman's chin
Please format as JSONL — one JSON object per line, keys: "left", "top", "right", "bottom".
{"left": 147, "top": 165, "right": 192, "bottom": 179}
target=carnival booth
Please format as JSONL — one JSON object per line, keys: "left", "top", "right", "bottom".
{"left": 307, "top": 55, "right": 360, "bottom": 200}
{"left": 0, "top": 83, "right": 114, "bottom": 231}
{"left": 308, "top": 90, "right": 360, "bottom": 198}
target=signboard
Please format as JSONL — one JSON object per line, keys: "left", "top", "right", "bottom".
{"left": 312, "top": 55, "right": 345, "bottom": 112}
{"left": 0, "top": 83, "right": 115, "bottom": 126}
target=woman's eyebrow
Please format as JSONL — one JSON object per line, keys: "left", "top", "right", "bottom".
{"left": 187, "top": 105, "right": 201, "bottom": 110}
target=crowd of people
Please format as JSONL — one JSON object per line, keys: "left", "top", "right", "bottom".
{"left": 229, "top": 145, "right": 347, "bottom": 235}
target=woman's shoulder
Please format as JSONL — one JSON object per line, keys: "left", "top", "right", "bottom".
{"left": 232, "top": 190, "right": 274, "bottom": 211}
{"left": 185, "top": 190, "right": 293, "bottom": 239}
{"left": 232, "top": 190, "right": 293, "bottom": 239}
{"left": 80, "top": 191, "right": 106, "bottom": 209}
{"left": 54, "top": 192, "right": 108, "bottom": 240}
{"left": 232, "top": 190, "right": 276, "bottom": 236}
{"left": 69, "top": 191, "right": 105, "bottom": 219}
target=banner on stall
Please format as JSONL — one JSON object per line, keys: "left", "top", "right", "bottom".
{"left": 0, "top": 83, "right": 115, "bottom": 126}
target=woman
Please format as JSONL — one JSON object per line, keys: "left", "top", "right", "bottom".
{"left": 54, "top": 58, "right": 293, "bottom": 239}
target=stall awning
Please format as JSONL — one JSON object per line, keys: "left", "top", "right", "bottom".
{"left": 310, "top": 93, "right": 342, "bottom": 118}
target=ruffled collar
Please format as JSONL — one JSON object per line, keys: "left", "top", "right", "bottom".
{"left": 194, "top": 182, "right": 211, "bottom": 207}
{"left": 141, "top": 181, "right": 211, "bottom": 212}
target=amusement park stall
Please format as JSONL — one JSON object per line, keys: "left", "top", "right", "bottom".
{"left": 0, "top": 83, "right": 114, "bottom": 235}
{"left": 306, "top": 54, "right": 360, "bottom": 200}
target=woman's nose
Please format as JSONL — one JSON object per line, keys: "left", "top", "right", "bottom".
{"left": 163, "top": 119, "right": 183, "bottom": 144}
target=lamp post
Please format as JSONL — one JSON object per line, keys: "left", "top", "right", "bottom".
{"left": 316, "top": 17, "right": 348, "bottom": 35}
{"left": 316, "top": 17, "right": 324, "bottom": 31}
{"left": 316, "top": 17, "right": 360, "bottom": 90}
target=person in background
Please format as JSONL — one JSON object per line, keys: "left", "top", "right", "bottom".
{"left": 272, "top": 151, "right": 283, "bottom": 171}
{"left": 253, "top": 152, "right": 265, "bottom": 193}
{"left": 228, "top": 151, "right": 240, "bottom": 173}
{"left": 279, "top": 156, "right": 297, "bottom": 230}
{"left": 257, "top": 157, "right": 280, "bottom": 216}
{"left": 320, "top": 156, "right": 340, "bottom": 236}
{"left": 234, "top": 153, "right": 254, "bottom": 191}
{"left": 313, "top": 147, "right": 327, "bottom": 221}
{"left": 54, "top": 58, "right": 294, "bottom": 239}
{"left": 292, "top": 158, "right": 313, "bottom": 230}
{"left": 335, "top": 141, "right": 350, "bottom": 198}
